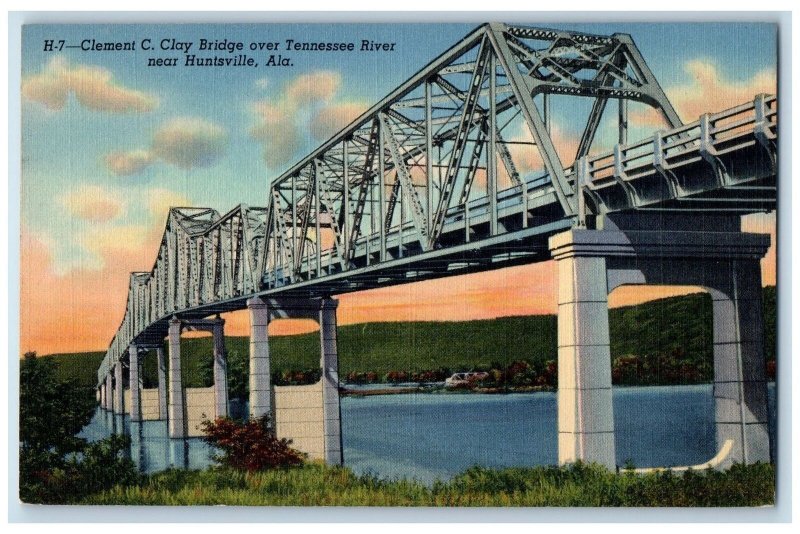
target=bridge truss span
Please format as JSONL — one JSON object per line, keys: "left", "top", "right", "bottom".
{"left": 94, "top": 23, "right": 778, "bottom": 472}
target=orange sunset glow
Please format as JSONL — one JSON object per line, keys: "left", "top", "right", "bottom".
{"left": 20, "top": 213, "right": 775, "bottom": 355}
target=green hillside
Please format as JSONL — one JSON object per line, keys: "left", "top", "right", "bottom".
{"left": 38, "top": 286, "right": 777, "bottom": 390}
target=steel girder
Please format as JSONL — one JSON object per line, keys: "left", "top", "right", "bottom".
{"left": 97, "top": 24, "right": 779, "bottom": 386}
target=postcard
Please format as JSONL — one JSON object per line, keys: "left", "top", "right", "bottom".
{"left": 17, "top": 17, "right": 779, "bottom": 509}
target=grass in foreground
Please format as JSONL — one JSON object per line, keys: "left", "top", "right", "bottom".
{"left": 83, "top": 462, "right": 775, "bottom": 507}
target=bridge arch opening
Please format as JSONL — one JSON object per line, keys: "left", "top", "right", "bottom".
{"left": 268, "top": 319, "right": 323, "bottom": 387}
{"left": 607, "top": 285, "right": 715, "bottom": 469}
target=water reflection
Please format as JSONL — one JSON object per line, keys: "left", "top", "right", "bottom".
{"left": 79, "top": 384, "right": 777, "bottom": 482}
{"left": 79, "top": 412, "right": 217, "bottom": 472}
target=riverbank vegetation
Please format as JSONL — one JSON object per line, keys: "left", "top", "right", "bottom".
{"left": 19, "top": 353, "right": 139, "bottom": 503}
{"left": 83, "top": 461, "right": 775, "bottom": 506}
{"left": 40, "top": 288, "right": 777, "bottom": 395}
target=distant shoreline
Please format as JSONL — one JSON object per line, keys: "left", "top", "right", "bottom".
{"left": 340, "top": 384, "right": 554, "bottom": 397}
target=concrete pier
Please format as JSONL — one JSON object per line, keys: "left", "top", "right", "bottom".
{"left": 105, "top": 374, "right": 112, "bottom": 411}
{"left": 549, "top": 214, "right": 771, "bottom": 469}
{"left": 710, "top": 261, "right": 771, "bottom": 466}
{"left": 157, "top": 347, "right": 168, "bottom": 420}
{"left": 319, "top": 299, "right": 344, "bottom": 465}
{"left": 168, "top": 318, "right": 186, "bottom": 439}
{"left": 113, "top": 363, "right": 124, "bottom": 415}
{"left": 128, "top": 345, "right": 142, "bottom": 422}
{"left": 553, "top": 254, "right": 615, "bottom": 469}
{"left": 212, "top": 318, "right": 229, "bottom": 419}
{"left": 247, "top": 297, "right": 272, "bottom": 423}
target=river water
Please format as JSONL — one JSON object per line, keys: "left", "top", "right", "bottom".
{"left": 80, "top": 384, "right": 777, "bottom": 484}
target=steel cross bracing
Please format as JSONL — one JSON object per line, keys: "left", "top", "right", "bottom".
{"left": 97, "top": 23, "right": 778, "bottom": 384}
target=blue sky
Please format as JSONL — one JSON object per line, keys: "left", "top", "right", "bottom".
{"left": 20, "top": 21, "right": 778, "bottom": 353}
{"left": 22, "top": 22, "right": 776, "bottom": 269}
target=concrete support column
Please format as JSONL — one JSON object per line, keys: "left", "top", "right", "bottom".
{"left": 248, "top": 297, "right": 272, "bottom": 425}
{"left": 712, "top": 260, "right": 771, "bottom": 466}
{"left": 105, "top": 374, "right": 112, "bottom": 411}
{"left": 554, "top": 253, "right": 616, "bottom": 469}
{"left": 99, "top": 383, "right": 106, "bottom": 410}
{"left": 113, "top": 362, "right": 124, "bottom": 415}
{"left": 128, "top": 345, "right": 142, "bottom": 422}
{"left": 168, "top": 318, "right": 186, "bottom": 438}
{"left": 156, "top": 347, "right": 168, "bottom": 420}
{"left": 212, "top": 318, "right": 229, "bottom": 419}
{"left": 319, "top": 299, "right": 343, "bottom": 465}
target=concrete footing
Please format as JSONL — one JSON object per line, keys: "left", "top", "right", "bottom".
{"left": 548, "top": 214, "right": 772, "bottom": 469}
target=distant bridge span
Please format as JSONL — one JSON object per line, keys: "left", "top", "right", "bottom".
{"left": 96, "top": 23, "right": 777, "bottom": 469}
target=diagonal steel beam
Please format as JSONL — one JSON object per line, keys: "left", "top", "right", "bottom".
{"left": 486, "top": 22, "right": 574, "bottom": 217}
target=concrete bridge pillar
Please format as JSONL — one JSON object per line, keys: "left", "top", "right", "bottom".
{"left": 549, "top": 214, "right": 771, "bottom": 469}
{"left": 710, "top": 260, "right": 771, "bottom": 466}
{"left": 157, "top": 347, "right": 168, "bottom": 420}
{"left": 128, "top": 345, "right": 142, "bottom": 422}
{"left": 247, "top": 297, "right": 272, "bottom": 425}
{"left": 320, "top": 299, "right": 344, "bottom": 465}
{"left": 104, "top": 373, "right": 112, "bottom": 411}
{"left": 168, "top": 318, "right": 186, "bottom": 438}
{"left": 552, "top": 253, "right": 615, "bottom": 469}
{"left": 113, "top": 362, "right": 124, "bottom": 415}
{"left": 212, "top": 318, "right": 229, "bottom": 419}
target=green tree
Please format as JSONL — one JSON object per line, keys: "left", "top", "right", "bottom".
{"left": 19, "top": 352, "right": 137, "bottom": 503}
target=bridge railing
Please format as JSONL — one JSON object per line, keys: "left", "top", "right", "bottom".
{"left": 575, "top": 94, "right": 776, "bottom": 217}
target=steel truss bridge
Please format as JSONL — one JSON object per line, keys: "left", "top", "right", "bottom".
{"left": 97, "top": 21, "right": 778, "bottom": 435}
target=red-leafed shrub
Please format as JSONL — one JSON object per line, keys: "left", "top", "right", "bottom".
{"left": 201, "top": 415, "right": 305, "bottom": 472}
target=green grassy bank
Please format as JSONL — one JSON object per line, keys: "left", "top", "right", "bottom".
{"left": 83, "top": 462, "right": 775, "bottom": 506}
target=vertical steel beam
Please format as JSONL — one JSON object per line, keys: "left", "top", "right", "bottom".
{"left": 314, "top": 161, "right": 322, "bottom": 277}
{"left": 488, "top": 53, "right": 498, "bottom": 236}
{"left": 425, "top": 79, "right": 433, "bottom": 230}
{"left": 291, "top": 175, "right": 297, "bottom": 270}
{"left": 378, "top": 114, "right": 387, "bottom": 261}
{"left": 543, "top": 93, "right": 551, "bottom": 134}
{"left": 343, "top": 138, "right": 350, "bottom": 264}
{"left": 618, "top": 98, "right": 628, "bottom": 145}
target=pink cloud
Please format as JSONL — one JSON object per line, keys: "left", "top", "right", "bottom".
{"left": 60, "top": 184, "right": 124, "bottom": 223}
{"left": 285, "top": 71, "right": 340, "bottom": 106}
{"left": 104, "top": 149, "right": 153, "bottom": 175}
{"left": 631, "top": 59, "right": 776, "bottom": 127}
{"left": 309, "top": 102, "right": 367, "bottom": 141}
{"left": 22, "top": 56, "right": 158, "bottom": 113}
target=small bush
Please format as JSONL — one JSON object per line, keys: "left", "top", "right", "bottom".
{"left": 201, "top": 415, "right": 305, "bottom": 472}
